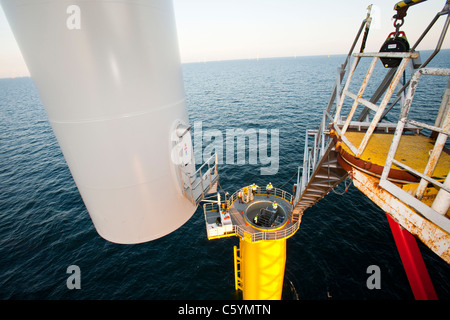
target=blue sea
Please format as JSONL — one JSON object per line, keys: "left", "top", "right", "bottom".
{"left": 0, "top": 50, "right": 449, "bottom": 301}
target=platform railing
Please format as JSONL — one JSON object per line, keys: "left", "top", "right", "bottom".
{"left": 185, "top": 154, "right": 219, "bottom": 205}
{"left": 296, "top": 110, "right": 335, "bottom": 201}
{"left": 379, "top": 68, "right": 450, "bottom": 234}
{"left": 246, "top": 220, "right": 300, "bottom": 242}
{"left": 332, "top": 52, "right": 418, "bottom": 158}
{"left": 203, "top": 187, "right": 300, "bottom": 242}
{"left": 226, "top": 186, "right": 293, "bottom": 209}
{"left": 293, "top": 4, "right": 372, "bottom": 207}
{"left": 230, "top": 186, "right": 299, "bottom": 242}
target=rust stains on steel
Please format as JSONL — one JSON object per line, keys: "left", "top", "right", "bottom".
{"left": 350, "top": 168, "right": 450, "bottom": 264}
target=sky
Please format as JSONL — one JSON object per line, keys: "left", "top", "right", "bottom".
{"left": 0, "top": 0, "right": 449, "bottom": 78}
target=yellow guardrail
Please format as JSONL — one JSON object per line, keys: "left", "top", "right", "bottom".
{"left": 203, "top": 187, "right": 301, "bottom": 242}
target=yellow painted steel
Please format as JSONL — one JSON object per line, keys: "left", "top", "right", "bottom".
{"left": 233, "top": 246, "right": 243, "bottom": 291}
{"left": 207, "top": 232, "right": 236, "bottom": 240}
{"left": 239, "top": 238, "right": 287, "bottom": 300}
{"left": 339, "top": 132, "right": 450, "bottom": 182}
{"left": 394, "top": 0, "right": 425, "bottom": 10}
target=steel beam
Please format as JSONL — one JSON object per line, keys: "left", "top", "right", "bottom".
{"left": 386, "top": 214, "right": 438, "bottom": 300}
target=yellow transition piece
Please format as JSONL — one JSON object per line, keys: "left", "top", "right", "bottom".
{"left": 239, "top": 238, "right": 287, "bottom": 300}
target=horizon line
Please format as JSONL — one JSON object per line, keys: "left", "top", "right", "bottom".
{"left": 1, "top": 48, "right": 448, "bottom": 80}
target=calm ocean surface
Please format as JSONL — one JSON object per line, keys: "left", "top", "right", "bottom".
{"left": 0, "top": 50, "right": 449, "bottom": 300}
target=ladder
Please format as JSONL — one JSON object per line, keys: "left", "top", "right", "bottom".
{"left": 233, "top": 246, "right": 243, "bottom": 291}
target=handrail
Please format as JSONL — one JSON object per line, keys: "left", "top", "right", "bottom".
{"left": 203, "top": 187, "right": 300, "bottom": 242}
{"left": 374, "top": 67, "right": 450, "bottom": 233}
{"left": 294, "top": 109, "right": 335, "bottom": 205}
{"left": 294, "top": 53, "right": 416, "bottom": 212}
{"left": 190, "top": 154, "right": 217, "bottom": 180}
{"left": 227, "top": 186, "right": 293, "bottom": 209}
{"left": 297, "top": 2, "right": 449, "bottom": 205}
{"left": 294, "top": 4, "right": 373, "bottom": 205}
{"left": 325, "top": 4, "right": 373, "bottom": 116}
{"left": 333, "top": 53, "right": 415, "bottom": 158}
{"left": 332, "top": 61, "right": 450, "bottom": 231}
{"left": 380, "top": 68, "right": 450, "bottom": 198}
{"left": 185, "top": 153, "right": 218, "bottom": 205}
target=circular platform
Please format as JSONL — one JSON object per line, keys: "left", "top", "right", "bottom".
{"left": 202, "top": 186, "right": 301, "bottom": 242}
{"left": 245, "top": 200, "right": 287, "bottom": 230}
{"left": 225, "top": 186, "right": 299, "bottom": 240}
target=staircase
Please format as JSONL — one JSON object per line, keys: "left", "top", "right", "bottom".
{"left": 292, "top": 125, "right": 348, "bottom": 221}
{"left": 291, "top": 7, "right": 373, "bottom": 219}
{"left": 292, "top": 51, "right": 417, "bottom": 220}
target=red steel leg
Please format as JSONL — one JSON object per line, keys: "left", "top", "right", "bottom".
{"left": 386, "top": 213, "right": 438, "bottom": 300}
